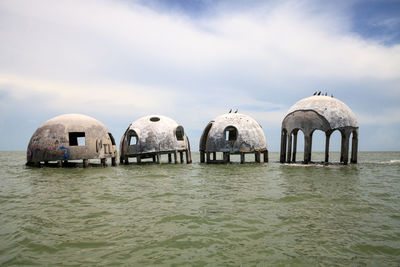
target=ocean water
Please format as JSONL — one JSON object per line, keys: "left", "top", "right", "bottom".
{"left": 0, "top": 151, "right": 399, "bottom": 266}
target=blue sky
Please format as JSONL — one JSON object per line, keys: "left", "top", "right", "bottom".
{"left": 0, "top": 0, "right": 399, "bottom": 151}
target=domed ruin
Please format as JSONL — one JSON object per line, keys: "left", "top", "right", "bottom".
{"left": 27, "top": 114, "right": 117, "bottom": 167}
{"left": 119, "top": 115, "right": 191, "bottom": 164}
{"left": 199, "top": 113, "right": 268, "bottom": 163}
{"left": 280, "top": 95, "right": 359, "bottom": 164}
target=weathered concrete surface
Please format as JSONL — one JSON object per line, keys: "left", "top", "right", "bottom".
{"left": 281, "top": 96, "right": 358, "bottom": 164}
{"left": 120, "top": 115, "right": 191, "bottom": 164}
{"left": 27, "top": 114, "right": 117, "bottom": 166}
{"left": 200, "top": 113, "right": 268, "bottom": 163}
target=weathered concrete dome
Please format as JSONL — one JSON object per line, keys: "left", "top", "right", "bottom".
{"left": 199, "top": 113, "right": 268, "bottom": 163}
{"left": 286, "top": 96, "right": 358, "bottom": 131}
{"left": 27, "top": 114, "right": 117, "bottom": 167}
{"left": 280, "top": 95, "right": 359, "bottom": 164}
{"left": 120, "top": 115, "right": 191, "bottom": 164}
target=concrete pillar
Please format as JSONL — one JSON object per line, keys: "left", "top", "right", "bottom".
{"left": 342, "top": 133, "right": 350, "bottom": 165}
{"left": 44, "top": 161, "right": 49, "bottom": 165}
{"left": 137, "top": 155, "right": 141, "bottom": 164}
{"left": 263, "top": 150, "right": 269, "bottom": 163}
{"left": 200, "top": 151, "right": 205, "bottom": 163}
{"left": 152, "top": 155, "right": 156, "bottom": 163}
{"left": 156, "top": 153, "right": 161, "bottom": 164}
{"left": 206, "top": 152, "right": 210, "bottom": 163}
{"left": 255, "top": 151, "right": 261, "bottom": 163}
{"left": 292, "top": 132, "right": 297, "bottom": 162}
{"left": 168, "top": 153, "right": 172, "bottom": 163}
{"left": 351, "top": 131, "right": 358, "bottom": 164}
{"left": 83, "top": 159, "right": 89, "bottom": 168}
{"left": 101, "top": 158, "right": 107, "bottom": 167}
{"left": 240, "top": 152, "right": 245, "bottom": 164}
{"left": 124, "top": 156, "right": 129, "bottom": 165}
{"left": 57, "top": 160, "right": 62, "bottom": 167}
{"left": 213, "top": 152, "right": 216, "bottom": 161}
{"left": 287, "top": 134, "right": 292, "bottom": 163}
{"left": 280, "top": 130, "right": 287, "bottom": 163}
{"left": 188, "top": 150, "right": 192, "bottom": 164}
{"left": 111, "top": 157, "right": 117, "bottom": 166}
{"left": 185, "top": 150, "right": 189, "bottom": 164}
{"left": 304, "top": 133, "right": 312, "bottom": 164}
{"left": 174, "top": 151, "right": 178, "bottom": 164}
{"left": 180, "top": 151, "right": 184, "bottom": 163}
{"left": 340, "top": 133, "right": 345, "bottom": 163}
{"left": 325, "top": 133, "right": 330, "bottom": 163}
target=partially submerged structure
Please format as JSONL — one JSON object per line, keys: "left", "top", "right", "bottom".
{"left": 200, "top": 113, "right": 268, "bottom": 163}
{"left": 27, "top": 114, "right": 117, "bottom": 167}
{"left": 119, "top": 115, "right": 191, "bottom": 164}
{"left": 280, "top": 95, "right": 358, "bottom": 164}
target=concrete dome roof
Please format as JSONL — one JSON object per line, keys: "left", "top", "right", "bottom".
{"left": 121, "top": 115, "right": 189, "bottom": 153}
{"left": 27, "top": 113, "right": 116, "bottom": 163}
{"left": 287, "top": 96, "right": 358, "bottom": 129}
{"left": 201, "top": 113, "right": 267, "bottom": 152}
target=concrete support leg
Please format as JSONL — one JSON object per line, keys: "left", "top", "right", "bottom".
{"left": 137, "top": 155, "right": 141, "bottom": 164}
{"left": 152, "top": 155, "right": 156, "bottom": 163}
{"left": 213, "top": 152, "right": 216, "bottom": 161}
{"left": 180, "top": 151, "right": 184, "bottom": 164}
{"left": 188, "top": 150, "right": 192, "bottom": 164}
{"left": 292, "top": 133, "right": 297, "bottom": 162}
{"left": 325, "top": 134, "right": 330, "bottom": 163}
{"left": 168, "top": 153, "right": 172, "bottom": 163}
{"left": 44, "top": 161, "right": 49, "bottom": 165}
{"left": 304, "top": 134, "right": 312, "bottom": 164}
{"left": 264, "top": 150, "right": 269, "bottom": 163}
{"left": 206, "top": 152, "right": 210, "bottom": 163}
{"left": 174, "top": 151, "right": 178, "bottom": 164}
{"left": 200, "top": 151, "right": 205, "bottom": 163}
{"left": 83, "top": 159, "right": 89, "bottom": 168}
{"left": 351, "top": 134, "right": 358, "bottom": 164}
{"left": 111, "top": 157, "right": 117, "bottom": 166}
{"left": 185, "top": 150, "right": 189, "bottom": 164}
{"left": 240, "top": 153, "right": 245, "bottom": 164}
{"left": 156, "top": 153, "right": 161, "bottom": 164}
{"left": 342, "top": 134, "right": 350, "bottom": 165}
{"left": 340, "top": 134, "right": 345, "bottom": 163}
{"left": 280, "top": 130, "right": 287, "bottom": 163}
{"left": 124, "top": 156, "right": 129, "bottom": 165}
{"left": 101, "top": 158, "right": 107, "bottom": 167}
{"left": 287, "top": 134, "right": 292, "bottom": 163}
{"left": 57, "top": 160, "right": 62, "bottom": 168}
{"left": 35, "top": 161, "right": 41, "bottom": 168}
{"left": 255, "top": 151, "right": 261, "bottom": 163}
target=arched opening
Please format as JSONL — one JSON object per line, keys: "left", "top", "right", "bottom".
{"left": 224, "top": 126, "right": 238, "bottom": 141}
{"left": 311, "top": 129, "right": 326, "bottom": 162}
{"left": 128, "top": 130, "right": 138, "bottom": 146}
{"left": 200, "top": 122, "right": 213, "bottom": 151}
{"left": 329, "top": 130, "right": 342, "bottom": 162}
{"left": 175, "top": 126, "right": 184, "bottom": 141}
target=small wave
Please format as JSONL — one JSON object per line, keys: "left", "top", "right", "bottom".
{"left": 390, "top": 159, "right": 400, "bottom": 163}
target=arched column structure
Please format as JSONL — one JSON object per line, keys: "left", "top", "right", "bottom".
{"left": 280, "top": 96, "right": 358, "bottom": 165}
{"left": 200, "top": 113, "right": 268, "bottom": 164}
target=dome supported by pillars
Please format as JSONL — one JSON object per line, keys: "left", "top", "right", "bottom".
{"left": 280, "top": 96, "right": 359, "bottom": 164}
{"left": 199, "top": 113, "right": 268, "bottom": 164}
{"left": 119, "top": 115, "right": 192, "bottom": 164}
{"left": 26, "top": 114, "right": 118, "bottom": 167}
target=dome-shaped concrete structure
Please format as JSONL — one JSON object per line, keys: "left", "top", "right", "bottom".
{"left": 119, "top": 115, "right": 191, "bottom": 164}
{"left": 27, "top": 114, "right": 117, "bottom": 167}
{"left": 280, "top": 95, "right": 359, "bottom": 164}
{"left": 199, "top": 113, "right": 268, "bottom": 163}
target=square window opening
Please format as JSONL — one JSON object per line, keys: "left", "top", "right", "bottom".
{"left": 69, "top": 132, "right": 86, "bottom": 146}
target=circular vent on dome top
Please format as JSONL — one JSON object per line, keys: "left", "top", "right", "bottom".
{"left": 150, "top": 117, "right": 160, "bottom": 122}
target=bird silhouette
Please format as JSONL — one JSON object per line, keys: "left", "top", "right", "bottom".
{"left": 325, "top": 92, "right": 327, "bottom": 96}
{"left": 318, "top": 91, "right": 321, "bottom": 95}
{"left": 229, "top": 109, "right": 232, "bottom": 113}
{"left": 313, "top": 91, "right": 317, "bottom": 95}
{"left": 234, "top": 109, "right": 238, "bottom": 113}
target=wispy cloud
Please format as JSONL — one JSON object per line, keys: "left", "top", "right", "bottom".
{"left": 0, "top": 0, "right": 399, "bottom": 150}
